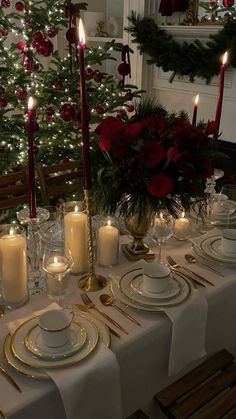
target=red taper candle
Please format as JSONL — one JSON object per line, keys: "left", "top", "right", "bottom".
{"left": 192, "top": 94, "right": 199, "bottom": 127}
{"left": 78, "top": 19, "right": 92, "bottom": 190}
{"left": 214, "top": 51, "right": 228, "bottom": 138}
{"left": 27, "top": 97, "right": 37, "bottom": 219}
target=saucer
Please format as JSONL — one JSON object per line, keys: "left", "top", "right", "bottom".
{"left": 210, "top": 238, "right": 236, "bottom": 259}
{"left": 25, "top": 321, "right": 87, "bottom": 360}
{"left": 200, "top": 236, "right": 236, "bottom": 264}
{"left": 130, "top": 275, "right": 180, "bottom": 300}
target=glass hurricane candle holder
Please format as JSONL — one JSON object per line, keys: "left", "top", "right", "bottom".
{"left": 0, "top": 224, "right": 28, "bottom": 309}
{"left": 97, "top": 216, "right": 119, "bottom": 267}
{"left": 42, "top": 244, "right": 73, "bottom": 306}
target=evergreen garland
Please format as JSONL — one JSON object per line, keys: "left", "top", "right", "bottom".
{"left": 126, "top": 12, "right": 236, "bottom": 82}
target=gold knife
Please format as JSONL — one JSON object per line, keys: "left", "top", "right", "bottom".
{"left": 75, "top": 304, "right": 121, "bottom": 338}
{"left": 0, "top": 364, "right": 22, "bottom": 393}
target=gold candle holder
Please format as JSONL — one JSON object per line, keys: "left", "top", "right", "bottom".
{"left": 78, "top": 189, "right": 107, "bottom": 292}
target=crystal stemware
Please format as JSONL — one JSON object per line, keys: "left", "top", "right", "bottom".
{"left": 149, "top": 211, "right": 174, "bottom": 263}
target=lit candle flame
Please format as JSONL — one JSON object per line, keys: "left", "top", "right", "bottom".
{"left": 195, "top": 94, "right": 199, "bottom": 105}
{"left": 53, "top": 256, "right": 58, "bottom": 265}
{"left": 9, "top": 228, "right": 14, "bottom": 236}
{"left": 107, "top": 219, "right": 111, "bottom": 227}
{"left": 78, "top": 19, "right": 86, "bottom": 46}
{"left": 181, "top": 211, "right": 185, "bottom": 218}
{"left": 222, "top": 51, "right": 228, "bottom": 65}
{"left": 160, "top": 212, "right": 163, "bottom": 219}
{"left": 74, "top": 205, "right": 79, "bottom": 213}
{"left": 28, "top": 96, "right": 35, "bottom": 111}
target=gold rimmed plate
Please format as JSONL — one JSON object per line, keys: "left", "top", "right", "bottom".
{"left": 10, "top": 316, "right": 98, "bottom": 370}
{"left": 200, "top": 236, "right": 236, "bottom": 265}
{"left": 110, "top": 266, "right": 192, "bottom": 312}
{"left": 25, "top": 319, "right": 87, "bottom": 361}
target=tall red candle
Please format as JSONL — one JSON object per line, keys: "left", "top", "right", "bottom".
{"left": 214, "top": 51, "right": 228, "bottom": 137}
{"left": 78, "top": 19, "right": 92, "bottom": 190}
{"left": 192, "top": 94, "right": 199, "bottom": 127}
{"left": 27, "top": 97, "right": 37, "bottom": 219}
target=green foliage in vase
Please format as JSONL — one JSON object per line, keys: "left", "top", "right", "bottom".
{"left": 0, "top": 1, "right": 142, "bottom": 174}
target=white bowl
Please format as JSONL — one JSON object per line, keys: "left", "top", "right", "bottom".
{"left": 38, "top": 310, "right": 73, "bottom": 348}
{"left": 222, "top": 229, "right": 236, "bottom": 254}
{"left": 143, "top": 262, "right": 170, "bottom": 294}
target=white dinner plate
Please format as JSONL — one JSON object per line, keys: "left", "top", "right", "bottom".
{"left": 190, "top": 200, "right": 236, "bottom": 226}
{"left": 4, "top": 313, "right": 110, "bottom": 379}
{"left": 110, "top": 268, "right": 192, "bottom": 312}
{"left": 11, "top": 315, "right": 98, "bottom": 369}
{"left": 130, "top": 274, "right": 181, "bottom": 301}
{"left": 25, "top": 320, "right": 87, "bottom": 360}
{"left": 200, "top": 236, "right": 236, "bottom": 264}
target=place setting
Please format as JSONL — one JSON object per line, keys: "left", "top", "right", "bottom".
{"left": 3, "top": 307, "right": 111, "bottom": 380}
{"left": 191, "top": 228, "right": 236, "bottom": 266}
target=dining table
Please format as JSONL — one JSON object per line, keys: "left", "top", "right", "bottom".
{"left": 0, "top": 231, "right": 236, "bottom": 419}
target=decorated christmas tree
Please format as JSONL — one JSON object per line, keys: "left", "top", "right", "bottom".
{"left": 0, "top": 0, "right": 141, "bottom": 175}
{"left": 199, "top": 0, "right": 236, "bottom": 23}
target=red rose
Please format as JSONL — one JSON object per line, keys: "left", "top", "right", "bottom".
{"left": 167, "top": 146, "right": 181, "bottom": 161}
{"left": 200, "top": 158, "right": 214, "bottom": 179}
{"left": 125, "top": 121, "right": 143, "bottom": 138}
{"left": 137, "top": 140, "right": 166, "bottom": 169}
{"left": 99, "top": 137, "right": 112, "bottom": 151}
{"left": 206, "top": 120, "right": 218, "bottom": 135}
{"left": 148, "top": 172, "right": 174, "bottom": 197}
{"left": 141, "top": 116, "right": 166, "bottom": 133}
{"left": 95, "top": 116, "right": 125, "bottom": 137}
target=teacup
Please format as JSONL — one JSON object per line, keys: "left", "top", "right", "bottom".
{"left": 143, "top": 262, "right": 170, "bottom": 294}
{"left": 38, "top": 309, "right": 73, "bottom": 348}
{"left": 222, "top": 229, "right": 236, "bottom": 254}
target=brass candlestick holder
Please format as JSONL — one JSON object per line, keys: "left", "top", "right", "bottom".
{"left": 78, "top": 189, "right": 107, "bottom": 292}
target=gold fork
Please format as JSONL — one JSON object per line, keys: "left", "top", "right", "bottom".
{"left": 81, "top": 293, "right": 129, "bottom": 335}
{"left": 166, "top": 255, "right": 214, "bottom": 286}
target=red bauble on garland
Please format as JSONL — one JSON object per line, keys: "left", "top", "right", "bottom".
{"left": 0, "top": 85, "right": 6, "bottom": 95}
{"left": 93, "top": 70, "right": 103, "bottom": 82}
{"left": 66, "top": 27, "right": 78, "bottom": 44}
{"left": 124, "top": 90, "right": 133, "bottom": 101}
{"left": 118, "top": 62, "right": 130, "bottom": 77}
{"left": 223, "top": 0, "right": 234, "bottom": 6}
{"left": 45, "top": 106, "right": 54, "bottom": 121}
{"left": 0, "top": 98, "right": 8, "bottom": 108}
{"left": 17, "top": 41, "right": 26, "bottom": 51}
{"left": 59, "top": 104, "right": 77, "bottom": 121}
{"left": 1, "top": 0, "right": 10, "bottom": 8}
{"left": 0, "top": 27, "right": 8, "bottom": 36}
{"left": 47, "top": 27, "right": 58, "bottom": 38}
{"left": 95, "top": 106, "right": 105, "bottom": 114}
{"left": 15, "top": 1, "right": 25, "bottom": 11}
{"left": 36, "top": 38, "right": 54, "bottom": 57}
{"left": 53, "top": 80, "right": 63, "bottom": 90}
{"left": 16, "top": 90, "right": 27, "bottom": 101}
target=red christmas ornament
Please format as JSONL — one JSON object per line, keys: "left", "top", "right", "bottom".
{"left": 124, "top": 90, "right": 133, "bottom": 101}
{"left": 17, "top": 90, "right": 27, "bottom": 101}
{"left": 223, "top": 0, "right": 234, "bottom": 6}
{"left": 47, "top": 27, "right": 58, "bottom": 38}
{"left": 15, "top": 1, "right": 25, "bottom": 11}
{"left": 53, "top": 80, "right": 63, "bottom": 90}
{"left": 73, "top": 121, "right": 82, "bottom": 130}
{"left": 0, "top": 98, "right": 7, "bottom": 108}
{"left": 210, "top": 1, "right": 217, "bottom": 6}
{"left": 0, "top": 28, "right": 8, "bottom": 37}
{"left": 95, "top": 106, "right": 105, "bottom": 115}
{"left": 59, "top": 103, "right": 77, "bottom": 122}
{"left": 118, "top": 62, "right": 130, "bottom": 77}
{"left": 93, "top": 70, "right": 103, "bottom": 83}
{"left": 25, "top": 20, "right": 33, "bottom": 30}
{"left": 45, "top": 107, "right": 54, "bottom": 121}
{"left": 66, "top": 27, "right": 78, "bottom": 44}
{"left": 16, "top": 41, "right": 26, "bottom": 52}
{"left": 1, "top": 0, "right": 10, "bottom": 8}
{"left": 0, "top": 85, "right": 6, "bottom": 95}
{"left": 32, "top": 31, "right": 43, "bottom": 43}
{"left": 86, "top": 68, "right": 94, "bottom": 79}
{"left": 126, "top": 104, "right": 135, "bottom": 113}
{"left": 117, "top": 109, "right": 126, "bottom": 118}
{"left": 36, "top": 38, "right": 54, "bottom": 57}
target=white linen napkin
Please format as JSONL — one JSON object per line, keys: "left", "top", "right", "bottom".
{"left": 6, "top": 301, "right": 122, "bottom": 419}
{"left": 111, "top": 261, "right": 208, "bottom": 376}
{"left": 190, "top": 227, "right": 222, "bottom": 249}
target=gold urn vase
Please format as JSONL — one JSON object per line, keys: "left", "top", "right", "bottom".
{"left": 124, "top": 210, "right": 153, "bottom": 256}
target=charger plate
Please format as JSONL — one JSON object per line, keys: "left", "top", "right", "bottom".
{"left": 25, "top": 320, "right": 87, "bottom": 360}
{"left": 4, "top": 313, "right": 110, "bottom": 379}
{"left": 200, "top": 236, "right": 236, "bottom": 265}
{"left": 130, "top": 274, "right": 181, "bottom": 300}
{"left": 110, "top": 268, "right": 191, "bottom": 312}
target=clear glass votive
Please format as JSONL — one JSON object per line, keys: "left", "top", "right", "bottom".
{"left": 97, "top": 216, "right": 119, "bottom": 267}
{"left": 60, "top": 201, "right": 88, "bottom": 275}
{"left": 0, "top": 224, "right": 28, "bottom": 309}
{"left": 174, "top": 212, "right": 191, "bottom": 241}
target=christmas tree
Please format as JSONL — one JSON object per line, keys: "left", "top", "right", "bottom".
{"left": 0, "top": 0, "right": 141, "bottom": 175}
{"left": 199, "top": 1, "right": 236, "bottom": 23}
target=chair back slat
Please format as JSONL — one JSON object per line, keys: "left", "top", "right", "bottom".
{"left": 0, "top": 170, "right": 28, "bottom": 210}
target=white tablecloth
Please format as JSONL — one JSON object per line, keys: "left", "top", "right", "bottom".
{"left": 0, "top": 236, "right": 236, "bottom": 419}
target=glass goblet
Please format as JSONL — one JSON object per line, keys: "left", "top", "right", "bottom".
{"left": 42, "top": 244, "right": 73, "bottom": 306}
{"left": 149, "top": 211, "right": 174, "bottom": 263}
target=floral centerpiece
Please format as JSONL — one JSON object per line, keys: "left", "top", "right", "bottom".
{"left": 93, "top": 100, "right": 217, "bottom": 255}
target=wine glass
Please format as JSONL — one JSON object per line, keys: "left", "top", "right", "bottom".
{"left": 149, "top": 211, "right": 174, "bottom": 263}
{"left": 42, "top": 244, "right": 73, "bottom": 306}
{"left": 219, "top": 184, "right": 236, "bottom": 227}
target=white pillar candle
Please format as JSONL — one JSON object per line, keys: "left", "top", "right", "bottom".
{"left": 98, "top": 220, "right": 119, "bottom": 266}
{"left": 0, "top": 228, "right": 27, "bottom": 304}
{"left": 45, "top": 257, "right": 69, "bottom": 297}
{"left": 174, "top": 212, "right": 190, "bottom": 239}
{"left": 64, "top": 207, "right": 88, "bottom": 274}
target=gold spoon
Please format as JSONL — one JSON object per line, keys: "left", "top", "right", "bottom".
{"left": 99, "top": 294, "right": 141, "bottom": 326}
{"left": 184, "top": 254, "right": 224, "bottom": 277}
{"left": 75, "top": 304, "right": 121, "bottom": 338}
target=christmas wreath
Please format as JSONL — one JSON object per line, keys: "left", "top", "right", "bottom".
{"left": 126, "top": 12, "right": 236, "bottom": 82}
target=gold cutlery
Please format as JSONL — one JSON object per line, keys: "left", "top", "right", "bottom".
{"left": 81, "top": 293, "right": 129, "bottom": 335}
{"left": 166, "top": 255, "right": 214, "bottom": 286}
{"left": 75, "top": 304, "right": 121, "bottom": 338}
{"left": 184, "top": 253, "right": 224, "bottom": 277}
{"left": 99, "top": 294, "right": 141, "bottom": 326}
{"left": 0, "top": 364, "right": 22, "bottom": 393}
{"left": 166, "top": 257, "right": 205, "bottom": 288}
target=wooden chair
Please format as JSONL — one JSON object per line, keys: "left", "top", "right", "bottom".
{"left": 154, "top": 349, "right": 236, "bottom": 419}
{"left": 0, "top": 169, "right": 28, "bottom": 211}
{"left": 37, "top": 160, "right": 83, "bottom": 206}
{"left": 126, "top": 410, "right": 149, "bottom": 419}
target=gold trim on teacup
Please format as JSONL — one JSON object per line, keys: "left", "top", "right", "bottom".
{"left": 144, "top": 272, "right": 170, "bottom": 279}
{"left": 39, "top": 312, "right": 74, "bottom": 333}
{"left": 10, "top": 316, "right": 99, "bottom": 370}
